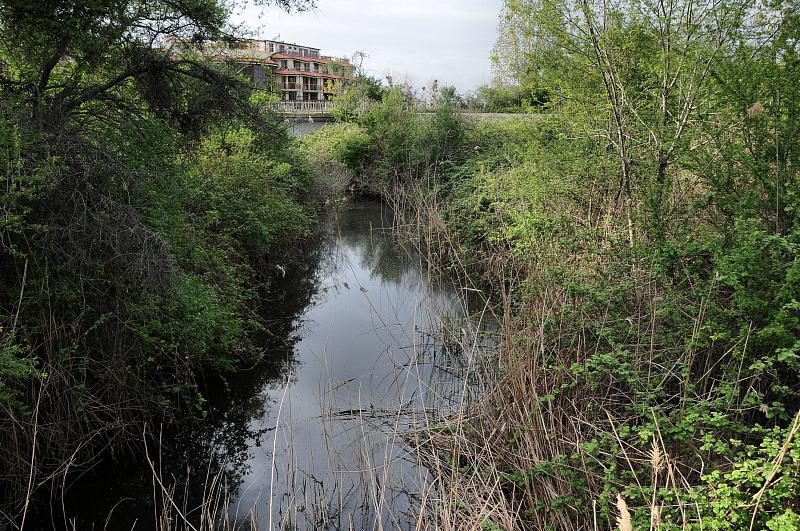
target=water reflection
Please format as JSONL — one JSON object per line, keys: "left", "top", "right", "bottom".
{"left": 228, "top": 200, "right": 471, "bottom": 530}
{"left": 46, "top": 200, "right": 484, "bottom": 530}
{"left": 286, "top": 121, "right": 328, "bottom": 137}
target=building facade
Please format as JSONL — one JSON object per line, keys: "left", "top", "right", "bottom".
{"left": 218, "top": 39, "right": 355, "bottom": 101}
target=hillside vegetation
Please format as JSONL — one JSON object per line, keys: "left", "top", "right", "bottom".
{"left": 304, "top": 1, "right": 800, "bottom": 528}
{"left": 0, "top": 0, "right": 316, "bottom": 522}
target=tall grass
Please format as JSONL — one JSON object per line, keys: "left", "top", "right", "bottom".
{"left": 298, "top": 85, "right": 800, "bottom": 528}
{"left": 141, "top": 201, "right": 498, "bottom": 531}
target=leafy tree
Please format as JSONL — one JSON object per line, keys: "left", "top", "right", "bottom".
{"left": 500, "top": 0, "right": 753, "bottom": 239}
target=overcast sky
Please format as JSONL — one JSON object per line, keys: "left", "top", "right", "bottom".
{"left": 230, "top": 0, "right": 504, "bottom": 92}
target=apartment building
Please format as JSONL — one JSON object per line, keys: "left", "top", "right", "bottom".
{"left": 219, "top": 39, "right": 355, "bottom": 101}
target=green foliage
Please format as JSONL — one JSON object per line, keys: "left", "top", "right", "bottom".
{"left": 323, "top": 1, "right": 800, "bottom": 528}
{"left": 331, "top": 75, "right": 385, "bottom": 122}
{"left": 299, "top": 122, "right": 371, "bottom": 173}
{"left": 297, "top": 121, "right": 370, "bottom": 196}
{"left": 689, "top": 420, "right": 800, "bottom": 530}
{"left": 360, "top": 88, "right": 467, "bottom": 181}
{"left": 0, "top": 330, "right": 37, "bottom": 406}
{"left": 304, "top": 87, "right": 468, "bottom": 195}
{"left": 477, "top": 83, "right": 549, "bottom": 113}
{"left": 0, "top": 0, "right": 318, "bottom": 516}
{"left": 188, "top": 127, "right": 312, "bottom": 253}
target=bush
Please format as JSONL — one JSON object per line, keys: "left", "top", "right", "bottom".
{"left": 298, "top": 122, "right": 370, "bottom": 195}
{"left": 0, "top": 108, "right": 315, "bottom": 517}
{"left": 308, "top": 87, "right": 469, "bottom": 192}
{"left": 477, "top": 83, "right": 549, "bottom": 113}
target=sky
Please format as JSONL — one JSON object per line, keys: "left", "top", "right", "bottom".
{"left": 230, "top": 0, "right": 504, "bottom": 92}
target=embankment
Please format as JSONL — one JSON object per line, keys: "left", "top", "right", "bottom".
{"left": 301, "top": 88, "right": 800, "bottom": 530}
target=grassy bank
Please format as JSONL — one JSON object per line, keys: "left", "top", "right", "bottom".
{"left": 0, "top": 113, "right": 316, "bottom": 523}
{"left": 303, "top": 30, "right": 800, "bottom": 528}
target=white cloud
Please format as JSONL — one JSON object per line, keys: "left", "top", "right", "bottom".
{"left": 230, "top": 0, "right": 503, "bottom": 92}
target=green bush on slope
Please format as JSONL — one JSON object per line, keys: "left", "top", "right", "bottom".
{"left": 302, "top": 73, "right": 800, "bottom": 529}
{"left": 0, "top": 78, "right": 315, "bottom": 521}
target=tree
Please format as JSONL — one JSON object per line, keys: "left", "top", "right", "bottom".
{"left": 0, "top": 0, "right": 314, "bottom": 136}
{"left": 501, "top": 0, "right": 750, "bottom": 241}
{"left": 0, "top": 0, "right": 314, "bottom": 521}
{"left": 352, "top": 49, "right": 368, "bottom": 77}
{"left": 491, "top": 0, "right": 544, "bottom": 86}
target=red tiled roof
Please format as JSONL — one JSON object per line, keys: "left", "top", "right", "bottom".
{"left": 271, "top": 53, "right": 328, "bottom": 64}
{"left": 210, "top": 54, "right": 278, "bottom": 66}
{"left": 275, "top": 69, "right": 345, "bottom": 79}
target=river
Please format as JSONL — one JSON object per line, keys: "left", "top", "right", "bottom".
{"left": 225, "top": 200, "right": 473, "bottom": 529}
{"left": 46, "top": 199, "right": 488, "bottom": 530}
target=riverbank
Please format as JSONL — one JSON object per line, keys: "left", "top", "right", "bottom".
{"left": 0, "top": 108, "right": 316, "bottom": 527}
{"left": 301, "top": 80, "right": 800, "bottom": 528}
{"left": 20, "top": 199, "right": 491, "bottom": 530}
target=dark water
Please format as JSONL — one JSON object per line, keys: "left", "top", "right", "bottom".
{"left": 41, "top": 200, "right": 487, "bottom": 530}
{"left": 287, "top": 120, "right": 328, "bottom": 136}
{"left": 226, "top": 200, "right": 472, "bottom": 529}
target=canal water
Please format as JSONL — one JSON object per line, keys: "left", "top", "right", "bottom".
{"left": 44, "top": 199, "right": 488, "bottom": 530}
{"left": 286, "top": 120, "right": 328, "bottom": 136}
{"left": 224, "top": 200, "right": 474, "bottom": 529}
